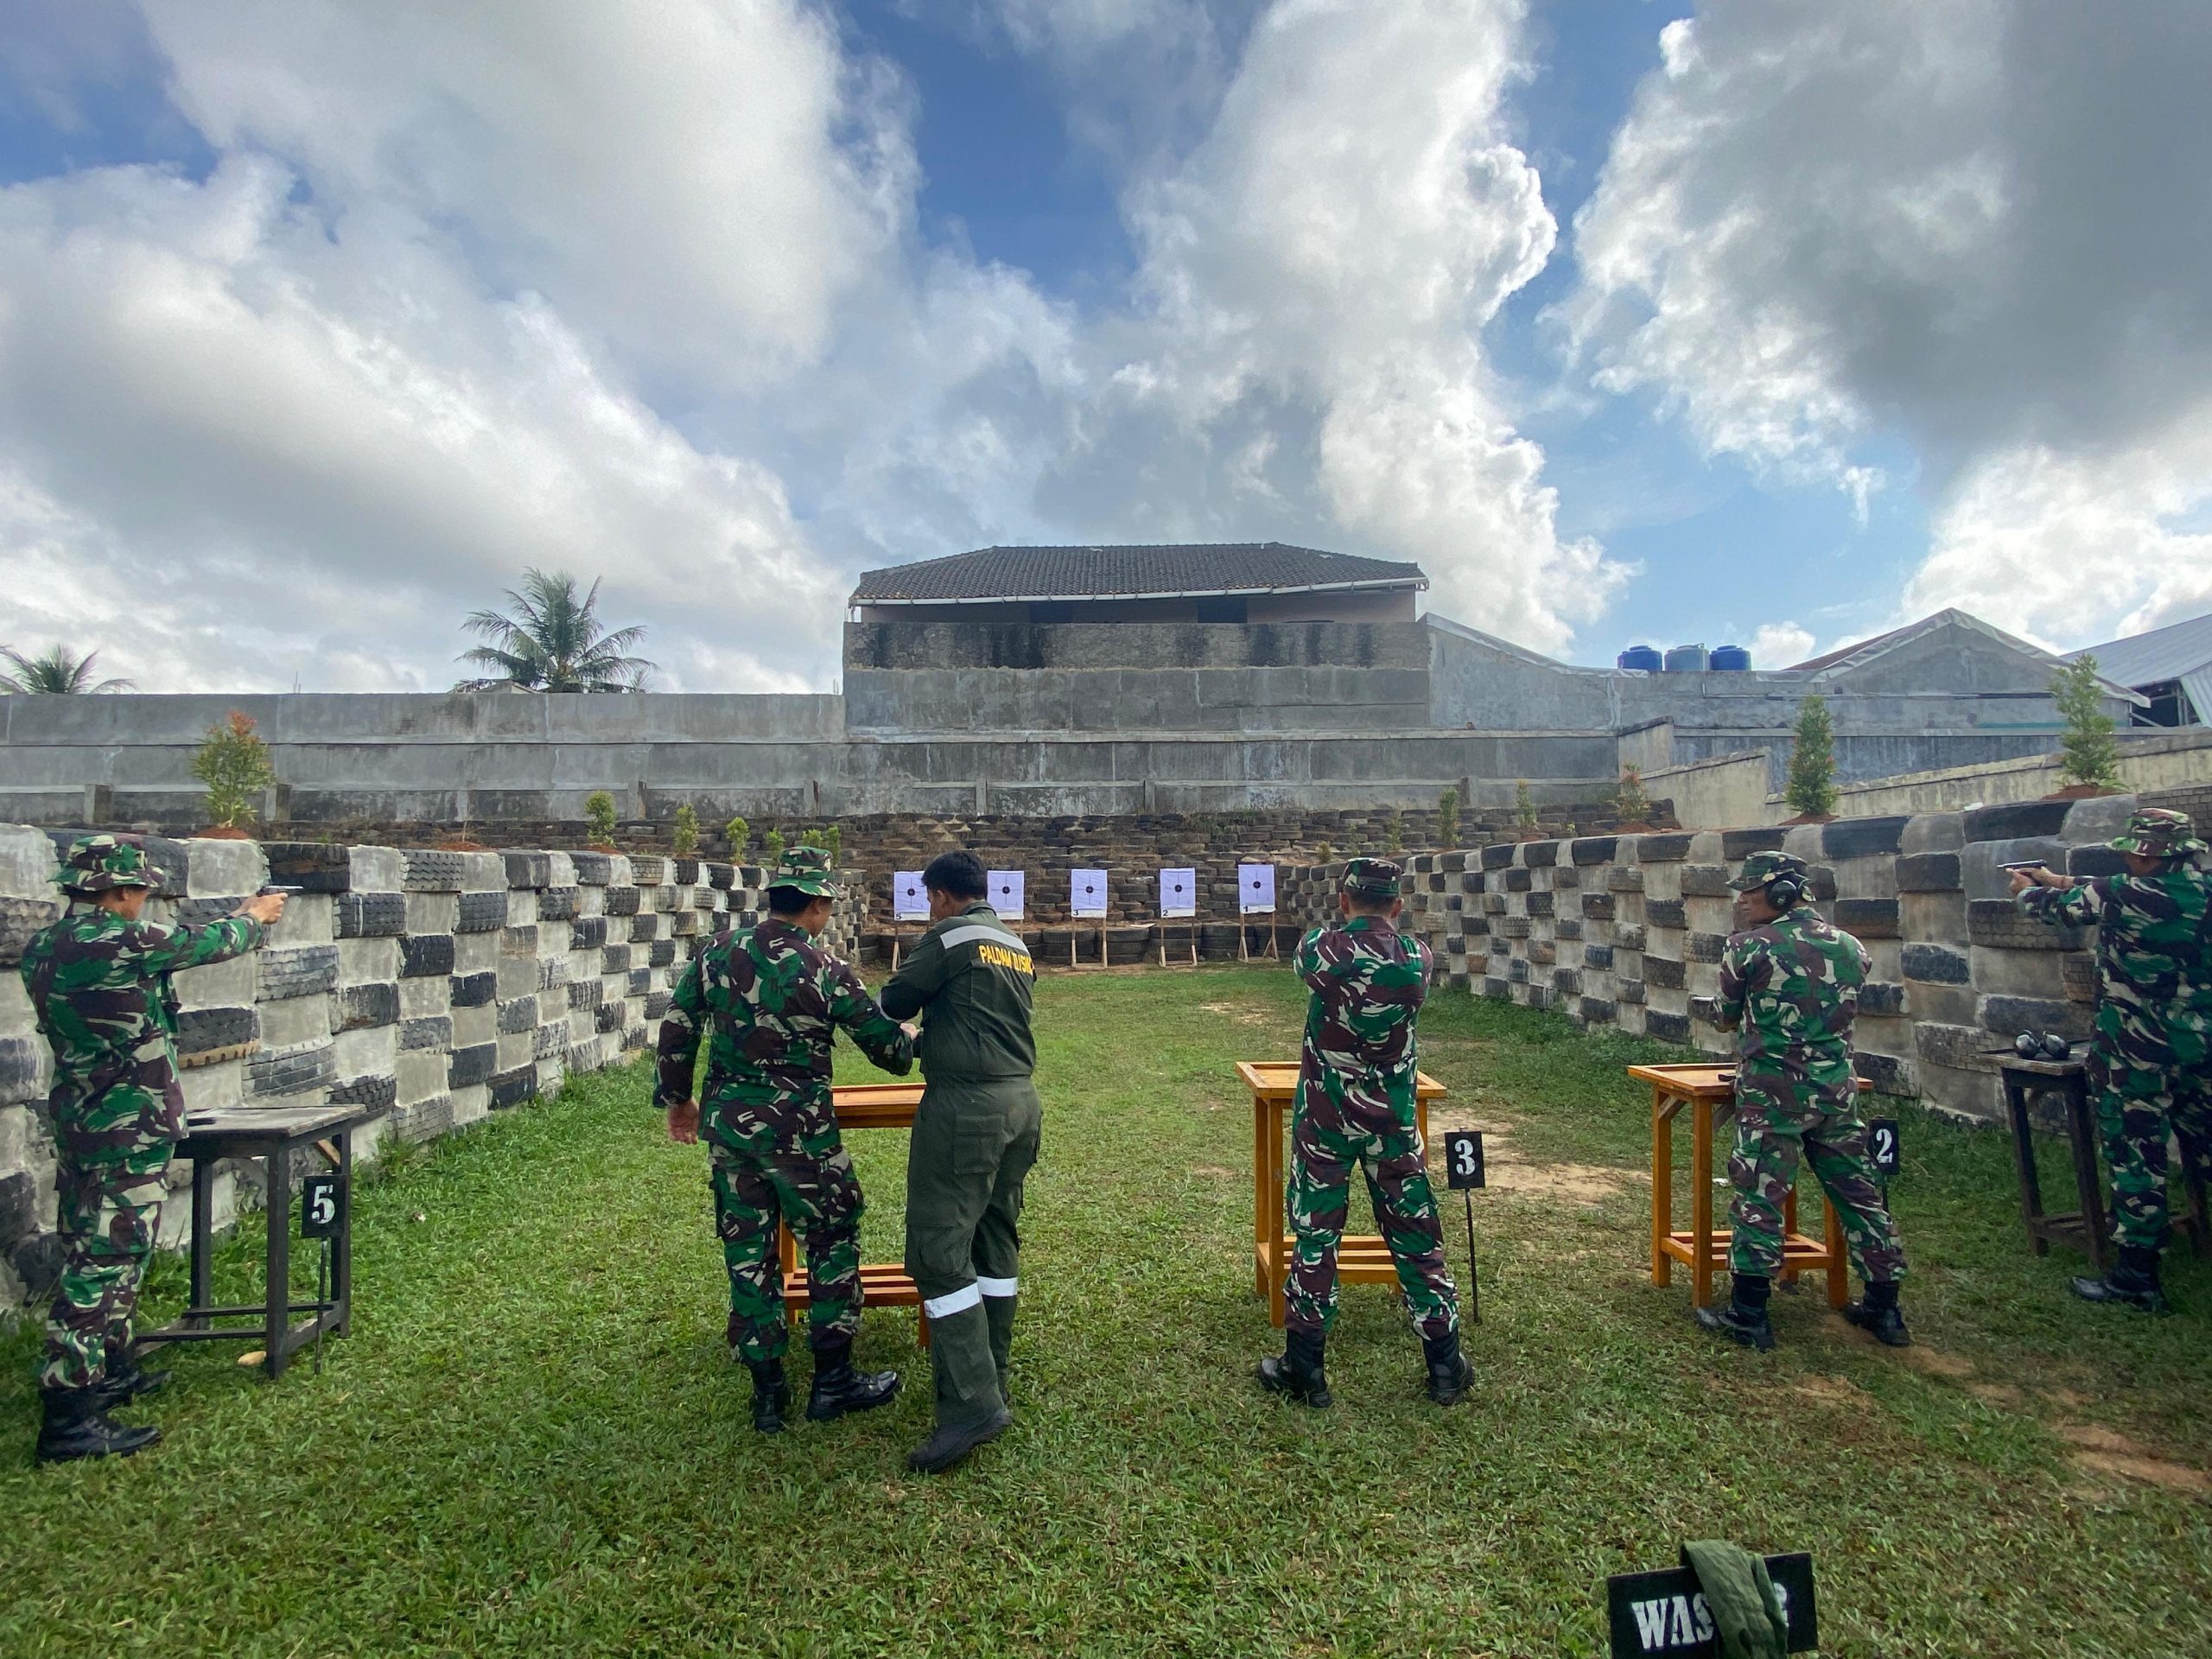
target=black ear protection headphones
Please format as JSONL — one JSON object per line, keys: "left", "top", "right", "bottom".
{"left": 1764, "top": 870, "right": 1807, "bottom": 909}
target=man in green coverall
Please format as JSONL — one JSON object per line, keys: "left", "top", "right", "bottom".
{"left": 880, "top": 849, "right": 1041, "bottom": 1473}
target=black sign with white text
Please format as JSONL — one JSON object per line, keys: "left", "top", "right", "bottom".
{"left": 1607, "top": 1552, "right": 1817, "bottom": 1656}
{"left": 301, "top": 1173, "right": 345, "bottom": 1241}
{"left": 1443, "top": 1129, "right": 1486, "bottom": 1191}
{"left": 1868, "top": 1117, "right": 1900, "bottom": 1179}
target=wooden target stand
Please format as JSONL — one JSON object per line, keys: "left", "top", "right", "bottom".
{"left": 1237, "top": 910, "right": 1280, "bottom": 961}
{"left": 1158, "top": 914, "right": 1200, "bottom": 967}
{"left": 886, "top": 919, "right": 926, "bottom": 971}
{"left": 1066, "top": 918, "right": 1110, "bottom": 969}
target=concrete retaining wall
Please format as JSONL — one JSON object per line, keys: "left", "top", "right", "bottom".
{"left": 1279, "top": 793, "right": 2158, "bottom": 1127}
{"left": 0, "top": 825, "right": 862, "bottom": 1318}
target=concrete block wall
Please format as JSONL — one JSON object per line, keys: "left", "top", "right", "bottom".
{"left": 1279, "top": 794, "right": 2157, "bottom": 1125}
{"left": 0, "top": 826, "right": 864, "bottom": 1317}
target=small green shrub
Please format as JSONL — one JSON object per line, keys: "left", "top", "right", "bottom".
{"left": 583, "top": 791, "right": 618, "bottom": 846}
{"left": 1384, "top": 810, "right": 1404, "bottom": 855}
{"left": 192, "top": 712, "right": 276, "bottom": 829}
{"left": 671, "top": 804, "right": 699, "bottom": 858}
{"left": 1515, "top": 781, "right": 1537, "bottom": 836}
{"left": 1437, "top": 787, "right": 1459, "bottom": 848}
{"left": 1614, "top": 765, "right": 1653, "bottom": 824}
{"left": 762, "top": 827, "right": 785, "bottom": 864}
{"left": 723, "top": 815, "right": 749, "bottom": 856}
{"left": 1783, "top": 696, "right": 1840, "bottom": 818}
{"left": 2053, "top": 656, "right": 2121, "bottom": 791}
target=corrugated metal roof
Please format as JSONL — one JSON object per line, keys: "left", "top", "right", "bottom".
{"left": 2067, "top": 611, "right": 2212, "bottom": 688}
{"left": 849, "top": 543, "right": 1427, "bottom": 603}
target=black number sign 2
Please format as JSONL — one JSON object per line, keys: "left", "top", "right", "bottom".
{"left": 1867, "top": 1117, "right": 1900, "bottom": 1179}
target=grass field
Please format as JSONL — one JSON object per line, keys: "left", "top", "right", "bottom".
{"left": 4, "top": 967, "right": 2209, "bottom": 1656}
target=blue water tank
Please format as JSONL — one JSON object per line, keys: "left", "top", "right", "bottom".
{"left": 1617, "top": 645, "right": 1663, "bottom": 672}
{"left": 1663, "top": 644, "right": 1709, "bottom": 673}
{"left": 1710, "top": 645, "right": 1752, "bottom": 672}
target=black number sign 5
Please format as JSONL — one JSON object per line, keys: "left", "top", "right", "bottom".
{"left": 301, "top": 1172, "right": 344, "bottom": 1240}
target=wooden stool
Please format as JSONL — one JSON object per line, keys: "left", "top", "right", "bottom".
{"left": 778, "top": 1083, "right": 931, "bottom": 1345}
{"left": 1631, "top": 1063, "right": 1857, "bottom": 1311}
{"left": 1236, "top": 1060, "right": 1443, "bottom": 1327}
{"left": 2001, "top": 1055, "right": 2212, "bottom": 1268}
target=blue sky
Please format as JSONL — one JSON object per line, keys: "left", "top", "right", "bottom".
{"left": 0, "top": 2, "right": 2205, "bottom": 692}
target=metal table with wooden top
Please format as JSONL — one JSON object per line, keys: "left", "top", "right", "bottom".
{"left": 140, "top": 1102, "right": 372, "bottom": 1378}
{"left": 1236, "top": 1059, "right": 1445, "bottom": 1328}
{"left": 1632, "top": 1063, "right": 1859, "bottom": 1312}
{"left": 776, "top": 1082, "right": 930, "bottom": 1343}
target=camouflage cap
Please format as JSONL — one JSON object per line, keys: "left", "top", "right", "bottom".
{"left": 1342, "top": 856, "right": 1402, "bottom": 900}
{"left": 1726, "top": 850, "right": 1808, "bottom": 893}
{"left": 2108, "top": 807, "right": 2206, "bottom": 859}
{"left": 765, "top": 844, "right": 840, "bottom": 899}
{"left": 54, "top": 833, "right": 163, "bottom": 894}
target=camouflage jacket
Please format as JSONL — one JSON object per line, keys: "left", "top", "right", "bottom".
{"left": 2021, "top": 868, "right": 2212, "bottom": 1063}
{"left": 1717, "top": 906, "right": 1868, "bottom": 1105}
{"left": 1295, "top": 918, "right": 1433, "bottom": 1101}
{"left": 19, "top": 901, "right": 264, "bottom": 1139}
{"left": 655, "top": 918, "right": 912, "bottom": 1132}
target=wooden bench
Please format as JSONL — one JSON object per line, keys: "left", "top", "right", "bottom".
{"left": 777, "top": 1082, "right": 930, "bottom": 1344}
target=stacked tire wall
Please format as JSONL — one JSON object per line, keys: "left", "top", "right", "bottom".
{"left": 0, "top": 827, "right": 864, "bottom": 1317}
{"left": 1278, "top": 795, "right": 2150, "bottom": 1124}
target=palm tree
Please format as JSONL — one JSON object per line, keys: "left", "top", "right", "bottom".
{"left": 0, "top": 643, "right": 136, "bottom": 694}
{"left": 454, "top": 569, "right": 657, "bottom": 693}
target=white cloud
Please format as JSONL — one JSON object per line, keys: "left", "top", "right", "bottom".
{"left": 1564, "top": 0, "right": 2212, "bottom": 647}
{"left": 1748, "top": 621, "right": 1817, "bottom": 670}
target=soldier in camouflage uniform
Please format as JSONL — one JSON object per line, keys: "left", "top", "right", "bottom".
{"left": 1257, "top": 857, "right": 1471, "bottom": 1408}
{"left": 2012, "top": 807, "right": 2211, "bottom": 1313}
{"left": 1700, "top": 851, "right": 1910, "bottom": 1352}
{"left": 20, "top": 835, "right": 284, "bottom": 1464}
{"left": 657, "top": 846, "right": 915, "bottom": 1433}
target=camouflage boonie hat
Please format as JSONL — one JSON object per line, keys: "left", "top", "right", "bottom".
{"left": 54, "top": 833, "right": 163, "bottom": 894}
{"left": 1726, "top": 850, "right": 1808, "bottom": 893}
{"left": 765, "top": 844, "right": 840, "bottom": 899}
{"left": 1342, "top": 856, "right": 1402, "bottom": 900}
{"left": 2109, "top": 807, "right": 2205, "bottom": 858}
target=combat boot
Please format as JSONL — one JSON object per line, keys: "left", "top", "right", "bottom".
{"left": 804, "top": 1338, "right": 899, "bottom": 1422}
{"left": 1841, "top": 1279, "right": 1911, "bottom": 1346}
{"left": 1421, "top": 1329, "right": 1474, "bottom": 1405}
{"left": 1694, "top": 1274, "right": 1776, "bottom": 1351}
{"left": 746, "top": 1358, "right": 792, "bottom": 1434}
{"left": 906, "top": 1408, "right": 1014, "bottom": 1475}
{"left": 35, "top": 1385, "right": 161, "bottom": 1465}
{"left": 2070, "top": 1248, "right": 2169, "bottom": 1314}
{"left": 1256, "top": 1327, "right": 1332, "bottom": 1408}
{"left": 95, "top": 1346, "right": 172, "bottom": 1407}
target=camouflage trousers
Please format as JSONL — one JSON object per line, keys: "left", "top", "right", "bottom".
{"left": 708, "top": 1136, "right": 865, "bottom": 1364}
{"left": 1726, "top": 1090, "right": 1907, "bottom": 1282}
{"left": 2088, "top": 1044, "right": 2212, "bottom": 1255}
{"left": 1285, "top": 1084, "right": 1459, "bottom": 1339}
{"left": 43, "top": 1137, "right": 173, "bottom": 1392}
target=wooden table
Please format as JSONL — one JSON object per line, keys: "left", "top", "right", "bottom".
{"left": 1631, "top": 1063, "right": 1856, "bottom": 1312}
{"left": 777, "top": 1083, "right": 929, "bottom": 1344}
{"left": 141, "top": 1103, "right": 371, "bottom": 1378}
{"left": 1236, "top": 1059, "right": 1445, "bottom": 1328}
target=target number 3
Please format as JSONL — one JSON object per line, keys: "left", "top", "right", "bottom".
{"left": 1444, "top": 1129, "right": 1486, "bottom": 1191}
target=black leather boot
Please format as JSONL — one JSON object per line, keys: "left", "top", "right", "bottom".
{"left": 95, "top": 1347, "right": 171, "bottom": 1408}
{"left": 1842, "top": 1279, "right": 1911, "bottom": 1346}
{"left": 747, "top": 1358, "right": 792, "bottom": 1434}
{"left": 1256, "top": 1327, "right": 1332, "bottom": 1408}
{"left": 1421, "top": 1329, "right": 1474, "bottom": 1405}
{"left": 35, "top": 1385, "right": 161, "bottom": 1465}
{"left": 805, "top": 1338, "right": 899, "bottom": 1422}
{"left": 2071, "top": 1247, "right": 2169, "bottom": 1314}
{"left": 1695, "top": 1274, "right": 1776, "bottom": 1351}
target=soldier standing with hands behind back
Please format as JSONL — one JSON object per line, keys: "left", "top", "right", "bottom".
{"left": 21, "top": 835, "right": 285, "bottom": 1465}
{"left": 1700, "top": 851, "right": 1910, "bottom": 1352}
{"left": 2011, "top": 807, "right": 2211, "bottom": 1313}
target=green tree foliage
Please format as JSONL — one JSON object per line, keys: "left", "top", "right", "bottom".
{"left": 454, "top": 569, "right": 658, "bottom": 692}
{"left": 2053, "top": 656, "right": 2122, "bottom": 790}
{"left": 1436, "top": 787, "right": 1459, "bottom": 848}
{"left": 1, "top": 642, "right": 134, "bottom": 695}
{"left": 671, "top": 803, "right": 699, "bottom": 858}
{"left": 583, "top": 791, "right": 618, "bottom": 846}
{"left": 1515, "top": 780, "right": 1537, "bottom": 836}
{"left": 1384, "top": 810, "right": 1404, "bottom": 855}
{"left": 1784, "top": 695, "right": 1840, "bottom": 818}
{"left": 192, "top": 712, "right": 276, "bottom": 829}
{"left": 798, "top": 824, "right": 842, "bottom": 861}
{"left": 723, "top": 815, "right": 750, "bottom": 856}
{"left": 762, "top": 827, "right": 785, "bottom": 864}
{"left": 1613, "top": 765, "right": 1653, "bottom": 824}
